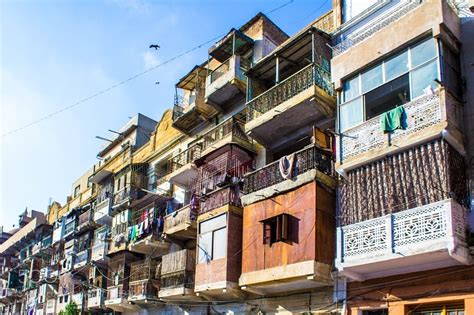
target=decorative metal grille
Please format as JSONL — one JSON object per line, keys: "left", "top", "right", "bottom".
{"left": 339, "top": 199, "right": 467, "bottom": 262}
{"left": 332, "top": 0, "right": 423, "bottom": 56}
{"left": 246, "top": 64, "right": 334, "bottom": 122}
{"left": 243, "top": 145, "right": 333, "bottom": 194}
{"left": 340, "top": 93, "right": 441, "bottom": 161}
{"left": 168, "top": 144, "right": 202, "bottom": 174}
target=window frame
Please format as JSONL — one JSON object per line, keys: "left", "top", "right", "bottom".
{"left": 339, "top": 37, "right": 441, "bottom": 132}
{"left": 261, "top": 213, "right": 290, "bottom": 246}
{"left": 197, "top": 213, "right": 228, "bottom": 263}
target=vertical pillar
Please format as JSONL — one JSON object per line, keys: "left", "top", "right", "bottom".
{"left": 311, "top": 30, "right": 316, "bottom": 64}
{"left": 275, "top": 55, "right": 280, "bottom": 84}
{"left": 386, "top": 214, "right": 394, "bottom": 254}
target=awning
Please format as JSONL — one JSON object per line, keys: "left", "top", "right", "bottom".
{"left": 209, "top": 29, "right": 254, "bottom": 62}
{"left": 176, "top": 65, "right": 207, "bottom": 91}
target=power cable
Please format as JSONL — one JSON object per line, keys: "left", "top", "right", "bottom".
{"left": 1, "top": 0, "right": 296, "bottom": 138}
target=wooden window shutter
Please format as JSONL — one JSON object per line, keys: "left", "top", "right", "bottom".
{"left": 263, "top": 223, "right": 271, "bottom": 244}
{"left": 281, "top": 214, "right": 288, "bottom": 241}
{"left": 276, "top": 216, "right": 282, "bottom": 242}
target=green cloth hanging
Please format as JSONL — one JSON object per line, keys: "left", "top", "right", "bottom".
{"left": 380, "top": 106, "right": 408, "bottom": 133}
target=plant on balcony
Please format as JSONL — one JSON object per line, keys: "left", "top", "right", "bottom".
{"left": 59, "top": 301, "right": 79, "bottom": 315}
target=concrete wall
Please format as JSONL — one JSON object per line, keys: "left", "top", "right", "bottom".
{"left": 331, "top": 0, "right": 461, "bottom": 89}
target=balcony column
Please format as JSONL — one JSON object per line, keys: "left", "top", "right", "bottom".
{"left": 385, "top": 214, "right": 394, "bottom": 254}
{"left": 311, "top": 30, "right": 315, "bottom": 63}
{"left": 275, "top": 55, "right": 280, "bottom": 84}
{"left": 232, "top": 32, "right": 236, "bottom": 55}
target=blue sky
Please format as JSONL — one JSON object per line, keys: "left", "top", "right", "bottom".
{"left": 0, "top": 0, "right": 331, "bottom": 230}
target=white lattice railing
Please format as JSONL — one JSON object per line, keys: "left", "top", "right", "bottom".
{"left": 339, "top": 93, "right": 441, "bottom": 162}
{"left": 333, "top": 1, "right": 423, "bottom": 56}
{"left": 338, "top": 199, "right": 466, "bottom": 263}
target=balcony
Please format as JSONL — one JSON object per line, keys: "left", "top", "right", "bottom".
{"left": 172, "top": 66, "right": 217, "bottom": 134}
{"left": 200, "top": 117, "right": 253, "bottom": 158}
{"left": 336, "top": 199, "right": 470, "bottom": 281}
{"left": 167, "top": 144, "right": 202, "bottom": 187}
{"left": 74, "top": 249, "right": 89, "bottom": 269}
{"left": 105, "top": 286, "right": 139, "bottom": 312}
{"left": 199, "top": 186, "right": 241, "bottom": 216}
{"left": 336, "top": 89, "right": 464, "bottom": 171}
{"left": 128, "top": 260, "right": 160, "bottom": 304}
{"left": 71, "top": 292, "right": 85, "bottom": 312}
{"left": 76, "top": 209, "right": 97, "bottom": 233}
{"left": 93, "top": 197, "right": 112, "bottom": 225}
{"left": 242, "top": 145, "right": 333, "bottom": 203}
{"left": 246, "top": 64, "right": 335, "bottom": 147}
{"left": 91, "top": 242, "right": 108, "bottom": 263}
{"left": 163, "top": 205, "right": 197, "bottom": 239}
{"left": 46, "top": 298, "right": 56, "bottom": 314}
{"left": 128, "top": 208, "right": 170, "bottom": 255}
{"left": 332, "top": 1, "right": 423, "bottom": 57}
{"left": 87, "top": 288, "right": 106, "bottom": 310}
{"left": 331, "top": 0, "right": 461, "bottom": 90}
{"left": 205, "top": 55, "right": 249, "bottom": 110}
{"left": 159, "top": 249, "right": 197, "bottom": 300}
{"left": 113, "top": 186, "right": 144, "bottom": 209}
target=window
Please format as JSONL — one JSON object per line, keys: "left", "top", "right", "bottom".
{"left": 342, "top": 0, "right": 378, "bottom": 22}
{"left": 409, "top": 304, "right": 464, "bottom": 315}
{"left": 73, "top": 185, "right": 80, "bottom": 198}
{"left": 362, "top": 310, "right": 388, "bottom": 315}
{"left": 339, "top": 38, "right": 440, "bottom": 131}
{"left": 197, "top": 214, "right": 227, "bottom": 263}
{"left": 440, "top": 42, "right": 462, "bottom": 97}
{"left": 261, "top": 213, "right": 290, "bottom": 245}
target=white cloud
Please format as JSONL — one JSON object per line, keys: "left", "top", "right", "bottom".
{"left": 142, "top": 51, "right": 160, "bottom": 69}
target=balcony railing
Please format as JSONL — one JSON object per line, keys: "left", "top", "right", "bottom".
{"left": 337, "top": 199, "right": 467, "bottom": 265}
{"left": 332, "top": 0, "right": 423, "bottom": 56}
{"left": 77, "top": 209, "right": 93, "bottom": 229}
{"left": 88, "top": 288, "right": 106, "bottom": 308}
{"left": 94, "top": 197, "right": 112, "bottom": 223}
{"left": 161, "top": 271, "right": 194, "bottom": 290}
{"left": 243, "top": 145, "right": 333, "bottom": 194}
{"left": 74, "top": 250, "right": 89, "bottom": 268}
{"left": 168, "top": 144, "right": 202, "bottom": 174}
{"left": 247, "top": 64, "right": 334, "bottom": 122}
{"left": 164, "top": 205, "right": 196, "bottom": 233}
{"left": 91, "top": 242, "right": 108, "bottom": 261}
{"left": 161, "top": 249, "right": 195, "bottom": 276}
{"left": 338, "top": 93, "right": 443, "bottom": 162}
{"left": 113, "top": 186, "right": 142, "bottom": 206}
{"left": 199, "top": 186, "right": 241, "bottom": 214}
{"left": 201, "top": 117, "right": 251, "bottom": 153}
{"left": 129, "top": 260, "right": 158, "bottom": 283}
{"left": 107, "top": 286, "right": 126, "bottom": 300}
{"left": 210, "top": 58, "right": 231, "bottom": 83}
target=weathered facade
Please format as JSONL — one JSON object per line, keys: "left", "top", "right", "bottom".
{"left": 1, "top": 1, "right": 473, "bottom": 314}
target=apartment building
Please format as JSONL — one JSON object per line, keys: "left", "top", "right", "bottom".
{"left": 331, "top": 0, "right": 474, "bottom": 314}
{"left": 1, "top": 2, "right": 473, "bottom": 314}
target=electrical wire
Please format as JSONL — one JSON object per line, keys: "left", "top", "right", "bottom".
{"left": 1, "top": 0, "right": 297, "bottom": 138}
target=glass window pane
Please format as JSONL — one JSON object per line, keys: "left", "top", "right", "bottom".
{"left": 385, "top": 50, "right": 408, "bottom": 81}
{"left": 198, "top": 232, "right": 212, "bottom": 264}
{"left": 343, "top": 75, "right": 360, "bottom": 102}
{"left": 410, "top": 60, "right": 439, "bottom": 99}
{"left": 339, "top": 97, "right": 363, "bottom": 131}
{"left": 365, "top": 74, "right": 410, "bottom": 120}
{"left": 411, "top": 38, "right": 437, "bottom": 68}
{"left": 361, "top": 63, "right": 383, "bottom": 93}
{"left": 212, "top": 227, "right": 227, "bottom": 260}
{"left": 200, "top": 213, "right": 226, "bottom": 234}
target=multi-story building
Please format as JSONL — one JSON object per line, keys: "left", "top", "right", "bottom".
{"left": 1, "top": 2, "right": 473, "bottom": 315}
{"left": 331, "top": 0, "right": 474, "bottom": 314}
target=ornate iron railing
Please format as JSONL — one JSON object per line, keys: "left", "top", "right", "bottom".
{"left": 168, "top": 144, "right": 202, "bottom": 174}
{"left": 246, "top": 64, "right": 334, "bottom": 122}
{"left": 337, "top": 199, "right": 466, "bottom": 263}
{"left": 201, "top": 117, "right": 250, "bottom": 152}
{"left": 199, "top": 186, "right": 241, "bottom": 214}
{"left": 243, "top": 145, "right": 333, "bottom": 194}
{"left": 339, "top": 93, "right": 441, "bottom": 162}
{"left": 332, "top": 1, "right": 423, "bottom": 56}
